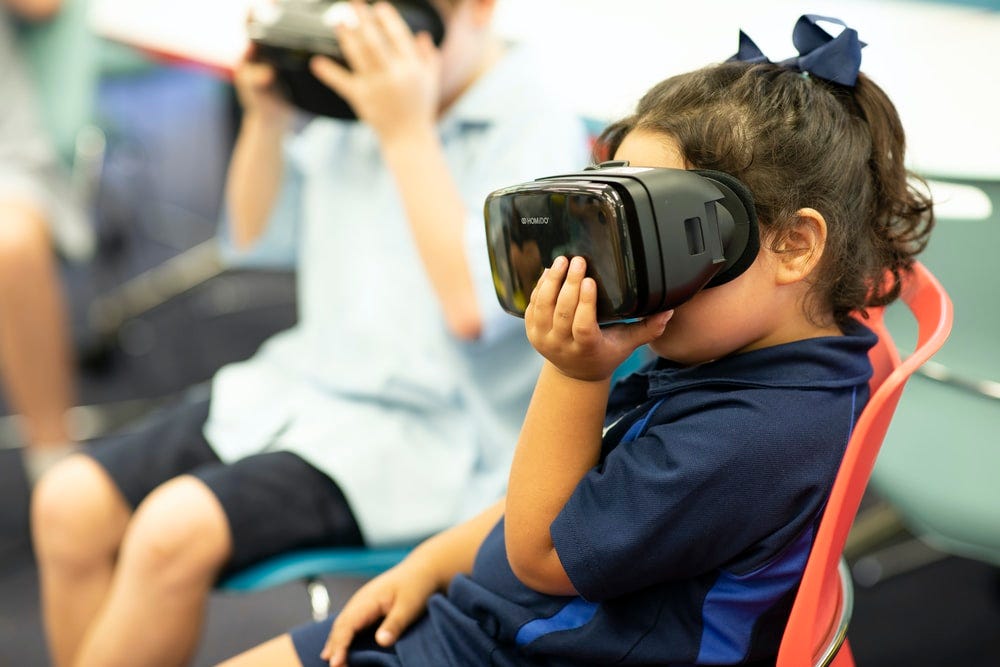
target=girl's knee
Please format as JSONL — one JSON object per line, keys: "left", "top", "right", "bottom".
{"left": 118, "top": 475, "right": 232, "bottom": 586}
{"left": 31, "top": 454, "right": 129, "bottom": 565}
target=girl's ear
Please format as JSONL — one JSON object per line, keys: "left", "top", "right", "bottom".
{"left": 772, "top": 207, "right": 828, "bottom": 285}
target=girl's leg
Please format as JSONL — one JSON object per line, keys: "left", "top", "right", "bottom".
{"left": 217, "top": 634, "right": 303, "bottom": 667}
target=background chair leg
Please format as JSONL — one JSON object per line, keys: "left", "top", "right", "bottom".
{"left": 851, "top": 537, "right": 950, "bottom": 588}
{"left": 844, "top": 500, "right": 909, "bottom": 562}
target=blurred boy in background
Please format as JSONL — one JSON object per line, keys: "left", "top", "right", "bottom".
{"left": 32, "top": 1, "right": 590, "bottom": 665}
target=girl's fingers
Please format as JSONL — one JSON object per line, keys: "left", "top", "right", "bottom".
{"left": 321, "top": 591, "right": 389, "bottom": 663}
{"left": 374, "top": 591, "right": 424, "bottom": 647}
{"left": 552, "top": 256, "right": 586, "bottom": 337}
{"left": 571, "top": 276, "right": 601, "bottom": 343}
{"left": 531, "top": 256, "right": 569, "bottom": 323}
{"left": 608, "top": 309, "right": 674, "bottom": 350}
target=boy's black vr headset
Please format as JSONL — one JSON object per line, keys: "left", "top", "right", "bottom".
{"left": 484, "top": 162, "right": 760, "bottom": 323}
{"left": 246, "top": 0, "right": 445, "bottom": 119}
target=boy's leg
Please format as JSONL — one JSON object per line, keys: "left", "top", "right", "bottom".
{"left": 73, "top": 474, "right": 232, "bottom": 667}
{"left": 62, "top": 446, "right": 363, "bottom": 667}
{"left": 0, "top": 200, "right": 75, "bottom": 475}
{"left": 31, "top": 392, "right": 216, "bottom": 667}
{"left": 31, "top": 454, "right": 131, "bottom": 667}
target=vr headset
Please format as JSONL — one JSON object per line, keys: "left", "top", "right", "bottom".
{"left": 484, "top": 162, "right": 760, "bottom": 323}
{"left": 246, "top": 0, "right": 445, "bottom": 119}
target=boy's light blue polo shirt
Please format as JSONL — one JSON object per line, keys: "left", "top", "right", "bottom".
{"left": 205, "top": 44, "right": 591, "bottom": 546}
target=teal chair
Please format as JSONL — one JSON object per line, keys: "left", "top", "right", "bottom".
{"left": 846, "top": 177, "right": 1000, "bottom": 584}
{"left": 217, "top": 546, "right": 415, "bottom": 621}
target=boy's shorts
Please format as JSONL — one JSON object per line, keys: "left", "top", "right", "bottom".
{"left": 85, "top": 387, "right": 364, "bottom": 576}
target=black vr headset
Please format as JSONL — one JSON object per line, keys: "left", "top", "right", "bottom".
{"left": 246, "top": 0, "right": 445, "bottom": 119}
{"left": 484, "top": 162, "right": 760, "bottom": 323}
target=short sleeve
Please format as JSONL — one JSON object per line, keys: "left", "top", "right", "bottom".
{"left": 218, "top": 130, "right": 306, "bottom": 270}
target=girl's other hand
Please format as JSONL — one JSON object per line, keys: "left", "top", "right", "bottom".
{"left": 525, "top": 256, "right": 673, "bottom": 382}
{"left": 321, "top": 556, "right": 441, "bottom": 666}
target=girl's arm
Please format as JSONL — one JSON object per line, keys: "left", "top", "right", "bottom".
{"left": 504, "top": 257, "right": 672, "bottom": 595}
{"left": 322, "top": 498, "right": 505, "bottom": 666}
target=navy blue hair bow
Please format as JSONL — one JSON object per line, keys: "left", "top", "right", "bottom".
{"left": 729, "top": 14, "right": 866, "bottom": 87}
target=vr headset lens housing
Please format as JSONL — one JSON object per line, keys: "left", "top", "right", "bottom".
{"left": 484, "top": 163, "right": 759, "bottom": 323}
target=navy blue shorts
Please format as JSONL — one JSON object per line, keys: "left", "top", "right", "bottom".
{"left": 291, "top": 616, "right": 401, "bottom": 667}
{"left": 85, "top": 387, "right": 364, "bottom": 576}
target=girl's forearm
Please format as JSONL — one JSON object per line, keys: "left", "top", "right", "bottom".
{"left": 504, "top": 362, "right": 609, "bottom": 594}
{"left": 410, "top": 498, "right": 505, "bottom": 588}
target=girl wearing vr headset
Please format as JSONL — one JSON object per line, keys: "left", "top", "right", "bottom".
{"left": 222, "top": 15, "right": 932, "bottom": 667}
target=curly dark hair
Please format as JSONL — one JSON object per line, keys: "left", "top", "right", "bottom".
{"left": 595, "top": 61, "right": 934, "bottom": 327}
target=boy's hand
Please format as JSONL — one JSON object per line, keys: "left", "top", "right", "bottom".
{"left": 232, "top": 51, "right": 295, "bottom": 129}
{"left": 526, "top": 256, "right": 673, "bottom": 382}
{"left": 309, "top": 1, "right": 441, "bottom": 142}
{"left": 321, "top": 556, "right": 441, "bottom": 667}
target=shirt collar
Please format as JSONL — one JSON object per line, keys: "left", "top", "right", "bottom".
{"left": 614, "top": 319, "right": 878, "bottom": 403}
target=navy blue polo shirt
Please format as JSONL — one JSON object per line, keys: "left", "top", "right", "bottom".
{"left": 392, "top": 320, "right": 877, "bottom": 666}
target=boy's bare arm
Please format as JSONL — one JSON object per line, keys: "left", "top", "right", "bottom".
{"left": 225, "top": 61, "right": 294, "bottom": 249}
{"left": 379, "top": 128, "right": 482, "bottom": 339}
{"left": 308, "top": 3, "right": 485, "bottom": 340}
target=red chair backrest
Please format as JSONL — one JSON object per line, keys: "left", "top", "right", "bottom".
{"left": 777, "top": 261, "right": 954, "bottom": 666}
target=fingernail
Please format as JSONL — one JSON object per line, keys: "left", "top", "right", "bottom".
{"left": 375, "top": 629, "right": 395, "bottom": 645}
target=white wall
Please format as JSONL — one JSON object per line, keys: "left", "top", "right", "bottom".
{"left": 493, "top": 0, "right": 1000, "bottom": 180}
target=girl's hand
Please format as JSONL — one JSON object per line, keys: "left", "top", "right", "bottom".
{"left": 232, "top": 51, "right": 295, "bottom": 130}
{"left": 309, "top": 1, "right": 441, "bottom": 142}
{"left": 526, "top": 256, "right": 673, "bottom": 382}
{"left": 321, "top": 556, "right": 442, "bottom": 667}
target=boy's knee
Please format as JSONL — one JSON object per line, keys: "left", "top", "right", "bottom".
{"left": 31, "top": 454, "right": 129, "bottom": 564}
{"left": 119, "top": 475, "right": 232, "bottom": 585}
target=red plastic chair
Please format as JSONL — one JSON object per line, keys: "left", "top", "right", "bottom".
{"left": 776, "top": 261, "right": 954, "bottom": 667}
